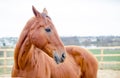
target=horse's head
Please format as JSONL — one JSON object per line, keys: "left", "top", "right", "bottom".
{"left": 29, "top": 6, "right": 66, "bottom": 64}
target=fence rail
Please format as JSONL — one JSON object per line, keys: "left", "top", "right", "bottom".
{"left": 0, "top": 46, "right": 120, "bottom": 74}
{"left": 88, "top": 46, "right": 120, "bottom": 65}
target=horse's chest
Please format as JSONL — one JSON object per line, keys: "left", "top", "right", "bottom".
{"left": 51, "top": 58, "right": 81, "bottom": 78}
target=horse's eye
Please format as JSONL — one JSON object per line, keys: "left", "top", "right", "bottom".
{"left": 45, "top": 28, "right": 51, "bottom": 32}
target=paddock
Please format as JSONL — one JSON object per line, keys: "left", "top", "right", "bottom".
{"left": 0, "top": 46, "right": 120, "bottom": 78}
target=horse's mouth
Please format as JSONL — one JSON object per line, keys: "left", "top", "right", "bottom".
{"left": 53, "top": 52, "right": 66, "bottom": 64}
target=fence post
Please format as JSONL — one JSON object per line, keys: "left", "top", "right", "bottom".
{"left": 4, "top": 49, "right": 7, "bottom": 74}
{"left": 100, "top": 48, "right": 104, "bottom": 69}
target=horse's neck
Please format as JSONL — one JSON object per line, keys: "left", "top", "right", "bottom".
{"left": 14, "top": 35, "right": 32, "bottom": 69}
{"left": 15, "top": 36, "right": 45, "bottom": 70}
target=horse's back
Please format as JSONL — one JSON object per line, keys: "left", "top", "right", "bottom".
{"left": 65, "top": 46, "right": 98, "bottom": 78}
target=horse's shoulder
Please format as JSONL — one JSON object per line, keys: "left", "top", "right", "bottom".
{"left": 65, "top": 45, "right": 98, "bottom": 66}
{"left": 65, "top": 45, "right": 95, "bottom": 58}
{"left": 65, "top": 45, "right": 86, "bottom": 57}
{"left": 65, "top": 46, "right": 98, "bottom": 78}
{"left": 65, "top": 46, "right": 85, "bottom": 65}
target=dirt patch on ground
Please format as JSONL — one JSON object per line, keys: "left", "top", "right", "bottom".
{"left": 0, "top": 70, "right": 120, "bottom": 78}
{"left": 97, "top": 70, "right": 120, "bottom": 78}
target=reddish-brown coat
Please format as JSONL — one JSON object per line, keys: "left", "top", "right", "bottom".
{"left": 11, "top": 6, "right": 98, "bottom": 78}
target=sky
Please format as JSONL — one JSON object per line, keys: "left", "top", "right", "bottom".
{"left": 0, "top": 0, "right": 120, "bottom": 37}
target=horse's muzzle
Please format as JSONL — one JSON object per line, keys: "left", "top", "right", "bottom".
{"left": 53, "top": 52, "right": 66, "bottom": 64}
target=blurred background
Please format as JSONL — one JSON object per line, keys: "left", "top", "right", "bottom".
{"left": 0, "top": 0, "right": 120, "bottom": 78}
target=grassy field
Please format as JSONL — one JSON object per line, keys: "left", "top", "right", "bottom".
{"left": 89, "top": 49, "right": 120, "bottom": 61}
{"left": 89, "top": 49, "right": 120, "bottom": 70}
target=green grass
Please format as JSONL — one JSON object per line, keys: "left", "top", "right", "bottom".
{"left": 89, "top": 49, "right": 120, "bottom": 61}
{"left": 89, "top": 49, "right": 120, "bottom": 70}
{"left": 0, "top": 68, "right": 12, "bottom": 75}
{"left": 6, "top": 51, "right": 14, "bottom": 57}
{"left": 0, "top": 50, "right": 13, "bottom": 75}
{"left": 0, "top": 59, "right": 4, "bottom": 65}
{"left": 89, "top": 49, "right": 101, "bottom": 54}
{"left": 103, "top": 56, "right": 120, "bottom": 61}
{"left": 89, "top": 49, "right": 120, "bottom": 54}
{"left": 0, "top": 51, "right": 4, "bottom": 57}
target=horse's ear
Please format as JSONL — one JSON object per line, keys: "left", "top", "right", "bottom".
{"left": 43, "top": 8, "right": 48, "bottom": 15}
{"left": 32, "top": 6, "right": 41, "bottom": 17}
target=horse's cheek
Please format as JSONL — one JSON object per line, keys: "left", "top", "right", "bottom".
{"left": 35, "top": 34, "right": 47, "bottom": 48}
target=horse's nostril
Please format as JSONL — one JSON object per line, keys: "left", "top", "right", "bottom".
{"left": 60, "top": 53, "right": 66, "bottom": 62}
{"left": 62, "top": 53, "right": 66, "bottom": 59}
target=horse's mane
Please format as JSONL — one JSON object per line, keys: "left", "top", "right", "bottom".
{"left": 14, "top": 17, "right": 35, "bottom": 69}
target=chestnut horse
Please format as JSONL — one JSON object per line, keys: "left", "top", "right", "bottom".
{"left": 12, "top": 6, "right": 98, "bottom": 78}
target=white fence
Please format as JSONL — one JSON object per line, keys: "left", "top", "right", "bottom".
{"left": 0, "top": 46, "right": 120, "bottom": 74}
